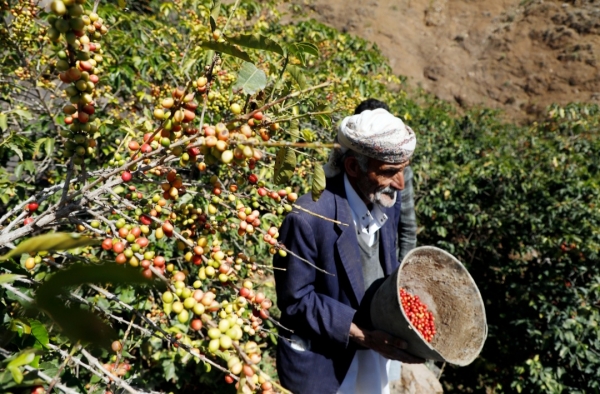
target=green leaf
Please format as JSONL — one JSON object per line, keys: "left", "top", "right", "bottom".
{"left": 10, "top": 319, "right": 31, "bottom": 336}
{"left": 232, "top": 62, "right": 267, "bottom": 95}
{"left": 11, "top": 109, "right": 32, "bottom": 120}
{"left": 301, "top": 128, "right": 316, "bottom": 142}
{"left": 210, "top": 0, "right": 221, "bottom": 28}
{"left": 199, "top": 41, "right": 251, "bottom": 63}
{"left": 8, "top": 366, "right": 22, "bottom": 384}
{"left": 288, "top": 119, "right": 300, "bottom": 141}
{"left": 288, "top": 42, "right": 319, "bottom": 66}
{"left": 225, "top": 34, "right": 284, "bottom": 56}
{"left": 311, "top": 164, "right": 326, "bottom": 201}
{"left": 314, "top": 113, "right": 332, "bottom": 129}
{"left": 162, "top": 359, "right": 177, "bottom": 382}
{"left": 286, "top": 65, "right": 307, "bottom": 90}
{"left": 0, "top": 274, "right": 25, "bottom": 284}
{"left": 30, "top": 320, "right": 49, "bottom": 348}
{"left": 0, "top": 233, "right": 101, "bottom": 261}
{"left": 6, "top": 143, "right": 23, "bottom": 161}
{"left": 44, "top": 138, "right": 55, "bottom": 158}
{"left": 0, "top": 113, "right": 7, "bottom": 131}
{"left": 288, "top": 42, "right": 319, "bottom": 57}
{"left": 13, "top": 163, "right": 23, "bottom": 180}
{"left": 33, "top": 138, "right": 47, "bottom": 158}
{"left": 273, "top": 147, "right": 296, "bottom": 185}
{"left": 7, "top": 349, "right": 36, "bottom": 369}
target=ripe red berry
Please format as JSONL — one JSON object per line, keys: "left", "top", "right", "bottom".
{"left": 102, "top": 238, "right": 113, "bottom": 250}
{"left": 28, "top": 202, "right": 39, "bottom": 212}
{"left": 24, "top": 217, "right": 35, "bottom": 226}
{"left": 399, "top": 288, "right": 436, "bottom": 342}
{"left": 248, "top": 174, "right": 258, "bottom": 184}
{"left": 112, "top": 242, "right": 125, "bottom": 254}
{"left": 121, "top": 171, "right": 132, "bottom": 182}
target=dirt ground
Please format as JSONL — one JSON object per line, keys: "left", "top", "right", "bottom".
{"left": 284, "top": 0, "right": 600, "bottom": 122}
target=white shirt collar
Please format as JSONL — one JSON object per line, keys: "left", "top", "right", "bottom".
{"left": 344, "top": 173, "right": 388, "bottom": 246}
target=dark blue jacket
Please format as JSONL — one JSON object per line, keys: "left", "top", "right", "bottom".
{"left": 273, "top": 174, "right": 402, "bottom": 394}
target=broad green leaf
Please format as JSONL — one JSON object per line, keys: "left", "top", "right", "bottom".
{"left": 0, "top": 113, "right": 7, "bottom": 131}
{"left": 288, "top": 119, "right": 300, "bottom": 141}
{"left": 6, "top": 143, "right": 23, "bottom": 161}
{"left": 311, "top": 164, "right": 326, "bottom": 201}
{"left": 0, "top": 274, "right": 25, "bottom": 284}
{"left": 286, "top": 65, "right": 307, "bottom": 90}
{"left": 314, "top": 113, "right": 332, "bottom": 129}
{"left": 233, "top": 62, "right": 267, "bottom": 95}
{"left": 288, "top": 42, "right": 319, "bottom": 66}
{"left": 182, "top": 58, "right": 196, "bottom": 73}
{"left": 7, "top": 349, "right": 36, "bottom": 369}
{"left": 13, "top": 162, "right": 23, "bottom": 180}
{"left": 8, "top": 366, "right": 22, "bottom": 384}
{"left": 44, "top": 138, "right": 55, "bottom": 158}
{"left": 33, "top": 138, "right": 46, "bottom": 157}
{"left": 210, "top": 0, "right": 221, "bottom": 26}
{"left": 10, "top": 319, "right": 31, "bottom": 336}
{"left": 199, "top": 41, "right": 251, "bottom": 63}
{"left": 30, "top": 320, "right": 49, "bottom": 348}
{"left": 291, "top": 42, "right": 319, "bottom": 57}
{"left": 23, "top": 160, "right": 35, "bottom": 174}
{"left": 0, "top": 233, "right": 101, "bottom": 261}
{"left": 301, "top": 128, "right": 316, "bottom": 142}
{"left": 225, "top": 34, "right": 284, "bottom": 56}
{"left": 162, "top": 359, "right": 176, "bottom": 382}
{"left": 12, "top": 109, "right": 32, "bottom": 120}
{"left": 273, "top": 147, "right": 296, "bottom": 185}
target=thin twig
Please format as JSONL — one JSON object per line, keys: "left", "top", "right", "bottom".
{"left": 80, "top": 347, "right": 142, "bottom": 394}
{"left": 292, "top": 204, "right": 349, "bottom": 226}
{"left": 234, "top": 81, "right": 332, "bottom": 122}
{"left": 113, "top": 315, "right": 136, "bottom": 379}
{"left": 46, "top": 342, "right": 79, "bottom": 393}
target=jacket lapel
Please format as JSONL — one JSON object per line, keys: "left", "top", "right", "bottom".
{"left": 330, "top": 175, "right": 365, "bottom": 306}
{"left": 379, "top": 206, "right": 397, "bottom": 276}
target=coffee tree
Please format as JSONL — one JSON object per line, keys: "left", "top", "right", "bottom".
{"left": 0, "top": 0, "right": 337, "bottom": 392}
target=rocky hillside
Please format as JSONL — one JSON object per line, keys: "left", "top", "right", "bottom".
{"left": 286, "top": 0, "right": 600, "bottom": 122}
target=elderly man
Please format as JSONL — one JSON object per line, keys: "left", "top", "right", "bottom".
{"left": 354, "top": 99, "right": 417, "bottom": 262}
{"left": 273, "top": 109, "right": 423, "bottom": 394}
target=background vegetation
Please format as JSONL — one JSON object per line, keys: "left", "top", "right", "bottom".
{"left": 1, "top": 0, "right": 598, "bottom": 393}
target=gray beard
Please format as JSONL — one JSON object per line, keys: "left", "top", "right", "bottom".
{"left": 372, "top": 186, "right": 397, "bottom": 208}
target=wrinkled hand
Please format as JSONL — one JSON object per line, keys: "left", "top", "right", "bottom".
{"left": 349, "top": 323, "right": 425, "bottom": 363}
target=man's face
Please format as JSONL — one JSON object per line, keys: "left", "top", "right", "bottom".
{"left": 355, "top": 158, "right": 408, "bottom": 208}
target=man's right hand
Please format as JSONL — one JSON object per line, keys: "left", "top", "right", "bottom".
{"left": 349, "top": 323, "right": 425, "bottom": 363}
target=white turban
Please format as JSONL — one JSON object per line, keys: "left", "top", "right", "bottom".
{"left": 323, "top": 108, "right": 417, "bottom": 177}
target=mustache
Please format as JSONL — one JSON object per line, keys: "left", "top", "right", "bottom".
{"left": 378, "top": 186, "right": 397, "bottom": 196}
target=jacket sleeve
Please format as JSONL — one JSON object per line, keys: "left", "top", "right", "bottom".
{"left": 399, "top": 166, "right": 417, "bottom": 261}
{"left": 273, "top": 212, "right": 356, "bottom": 347}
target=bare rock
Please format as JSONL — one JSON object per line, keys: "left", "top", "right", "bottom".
{"left": 390, "top": 364, "right": 443, "bottom": 394}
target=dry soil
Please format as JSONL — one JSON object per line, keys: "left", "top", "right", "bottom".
{"left": 285, "top": 0, "right": 600, "bottom": 122}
